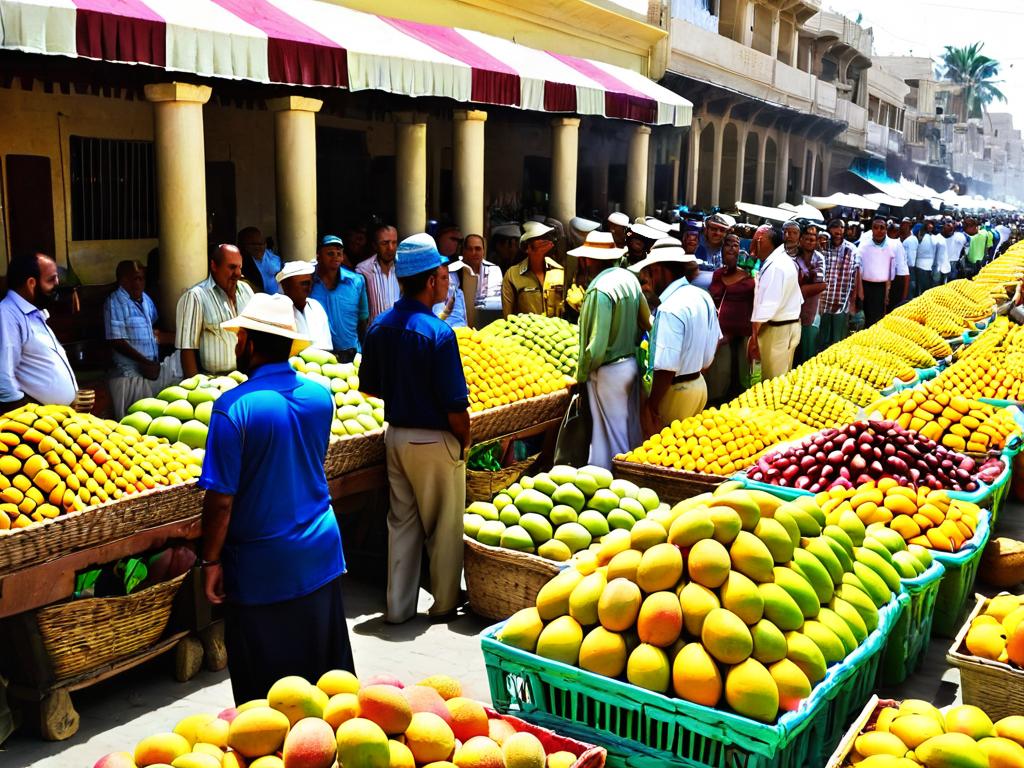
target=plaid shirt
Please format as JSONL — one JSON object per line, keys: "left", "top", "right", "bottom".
{"left": 820, "top": 240, "right": 860, "bottom": 315}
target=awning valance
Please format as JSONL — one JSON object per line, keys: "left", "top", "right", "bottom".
{"left": 0, "top": 0, "right": 692, "bottom": 126}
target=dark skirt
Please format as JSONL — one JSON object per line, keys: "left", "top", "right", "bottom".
{"left": 224, "top": 574, "right": 356, "bottom": 705}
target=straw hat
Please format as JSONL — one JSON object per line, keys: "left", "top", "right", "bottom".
{"left": 567, "top": 231, "right": 626, "bottom": 260}
{"left": 221, "top": 294, "right": 310, "bottom": 355}
{"left": 628, "top": 246, "right": 696, "bottom": 273}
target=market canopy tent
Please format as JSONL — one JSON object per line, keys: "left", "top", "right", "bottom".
{"left": 735, "top": 202, "right": 799, "bottom": 222}
{"left": 0, "top": 0, "right": 692, "bottom": 125}
{"left": 779, "top": 202, "right": 824, "bottom": 221}
{"left": 804, "top": 193, "right": 878, "bottom": 210}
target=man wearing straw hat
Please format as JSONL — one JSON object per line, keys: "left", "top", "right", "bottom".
{"left": 501, "top": 221, "right": 565, "bottom": 318}
{"left": 572, "top": 232, "right": 651, "bottom": 469}
{"left": 361, "top": 234, "right": 471, "bottom": 624}
{"left": 630, "top": 245, "right": 719, "bottom": 434}
{"left": 199, "top": 293, "right": 354, "bottom": 704}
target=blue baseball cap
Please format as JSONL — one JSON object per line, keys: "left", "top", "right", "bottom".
{"left": 395, "top": 233, "right": 448, "bottom": 278}
{"left": 319, "top": 234, "right": 343, "bottom": 248}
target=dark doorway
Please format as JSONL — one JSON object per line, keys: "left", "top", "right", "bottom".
{"left": 6, "top": 155, "right": 55, "bottom": 259}
{"left": 318, "top": 128, "right": 379, "bottom": 233}
{"left": 205, "top": 161, "right": 237, "bottom": 246}
{"left": 522, "top": 155, "right": 552, "bottom": 214}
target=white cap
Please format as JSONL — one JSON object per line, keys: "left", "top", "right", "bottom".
{"left": 275, "top": 260, "right": 316, "bottom": 284}
{"left": 607, "top": 211, "right": 630, "bottom": 227}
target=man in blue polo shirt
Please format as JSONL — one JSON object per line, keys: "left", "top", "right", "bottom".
{"left": 198, "top": 293, "right": 354, "bottom": 703}
{"left": 311, "top": 234, "right": 368, "bottom": 363}
{"left": 360, "top": 234, "right": 471, "bottom": 624}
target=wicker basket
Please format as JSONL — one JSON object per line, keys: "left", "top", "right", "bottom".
{"left": 470, "top": 390, "right": 572, "bottom": 444}
{"left": 825, "top": 696, "right": 897, "bottom": 768}
{"left": 463, "top": 536, "right": 563, "bottom": 621}
{"left": 35, "top": 572, "right": 187, "bottom": 682}
{"left": 0, "top": 482, "right": 203, "bottom": 575}
{"left": 323, "top": 429, "right": 386, "bottom": 479}
{"left": 466, "top": 453, "right": 539, "bottom": 504}
{"left": 611, "top": 458, "right": 728, "bottom": 505}
{"left": 979, "top": 536, "right": 1024, "bottom": 589}
{"left": 946, "top": 593, "right": 1024, "bottom": 721}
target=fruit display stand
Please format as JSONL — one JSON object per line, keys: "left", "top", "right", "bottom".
{"left": 322, "top": 428, "right": 385, "bottom": 481}
{"left": 947, "top": 594, "right": 1024, "bottom": 721}
{"left": 878, "top": 559, "right": 945, "bottom": 686}
{"left": 469, "top": 389, "right": 573, "bottom": 446}
{"left": 482, "top": 594, "right": 908, "bottom": 768}
{"left": 931, "top": 509, "right": 993, "bottom": 637}
{"left": 463, "top": 536, "right": 565, "bottom": 621}
{"left": 609, "top": 459, "right": 728, "bottom": 505}
{"left": 823, "top": 695, "right": 894, "bottom": 768}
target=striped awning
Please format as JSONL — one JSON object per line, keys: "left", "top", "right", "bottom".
{"left": 0, "top": 0, "right": 692, "bottom": 126}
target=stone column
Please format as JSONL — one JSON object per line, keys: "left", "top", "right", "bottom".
{"left": 711, "top": 121, "right": 724, "bottom": 208}
{"left": 808, "top": 150, "right": 818, "bottom": 196}
{"left": 145, "top": 82, "right": 212, "bottom": 327}
{"left": 821, "top": 145, "right": 833, "bottom": 195}
{"left": 395, "top": 112, "right": 428, "bottom": 237}
{"left": 769, "top": 10, "right": 781, "bottom": 58}
{"left": 776, "top": 132, "right": 791, "bottom": 205}
{"left": 755, "top": 131, "right": 769, "bottom": 205}
{"left": 550, "top": 117, "right": 580, "bottom": 227}
{"left": 735, "top": 126, "right": 748, "bottom": 205}
{"left": 453, "top": 109, "right": 487, "bottom": 237}
{"left": 686, "top": 122, "right": 701, "bottom": 207}
{"left": 267, "top": 96, "right": 322, "bottom": 263}
{"left": 624, "top": 124, "right": 651, "bottom": 220}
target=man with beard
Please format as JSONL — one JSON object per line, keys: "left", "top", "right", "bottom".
{"left": 200, "top": 293, "right": 354, "bottom": 703}
{"left": 0, "top": 252, "right": 82, "bottom": 409}
{"left": 696, "top": 213, "right": 733, "bottom": 269}
{"left": 177, "top": 244, "right": 255, "bottom": 377}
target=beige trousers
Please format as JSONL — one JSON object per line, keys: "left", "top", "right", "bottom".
{"left": 758, "top": 323, "right": 801, "bottom": 382}
{"left": 384, "top": 426, "right": 466, "bottom": 623}
{"left": 658, "top": 375, "right": 708, "bottom": 426}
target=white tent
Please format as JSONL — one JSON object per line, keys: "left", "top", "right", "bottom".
{"left": 804, "top": 193, "right": 878, "bottom": 210}
{"left": 779, "top": 202, "right": 825, "bottom": 221}
{"left": 735, "top": 202, "right": 800, "bottom": 222}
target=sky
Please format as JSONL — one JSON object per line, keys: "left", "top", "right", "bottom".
{"left": 829, "top": 0, "right": 1024, "bottom": 128}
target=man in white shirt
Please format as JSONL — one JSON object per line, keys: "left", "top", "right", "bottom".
{"left": 458, "top": 234, "right": 502, "bottom": 320}
{"left": 914, "top": 220, "right": 942, "bottom": 297}
{"left": 630, "top": 246, "right": 719, "bottom": 434}
{"left": 749, "top": 242, "right": 803, "bottom": 381}
{"left": 857, "top": 217, "right": 899, "bottom": 327}
{"left": 996, "top": 220, "right": 1012, "bottom": 257}
{"left": 276, "top": 261, "right": 333, "bottom": 350}
{"left": 357, "top": 224, "right": 402, "bottom": 322}
{"left": 899, "top": 219, "right": 918, "bottom": 299}
{"left": 941, "top": 218, "right": 968, "bottom": 283}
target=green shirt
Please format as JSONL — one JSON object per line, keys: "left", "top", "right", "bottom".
{"left": 967, "top": 230, "right": 993, "bottom": 263}
{"left": 576, "top": 267, "right": 651, "bottom": 382}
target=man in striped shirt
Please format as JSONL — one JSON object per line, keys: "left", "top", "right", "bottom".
{"left": 817, "top": 219, "right": 861, "bottom": 351}
{"left": 176, "top": 245, "right": 255, "bottom": 377}
{"left": 357, "top": 224, "right": 401, "bottom": 323}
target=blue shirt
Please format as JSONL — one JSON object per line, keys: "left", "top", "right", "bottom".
{"left": 311, "top": 268, "right": 369, "bottom": 352}
{"left": 433, "top": 269, "right": 467, "bottom": 328}
{"left": 255, "top": 250, "right": 282, "bottom": 295}
{"left": 198, "top": 361, "right": 344, "bottom": 606}
{"left": 360, "top": 297, "right": 470, "bottom": 431}
{"left": 0, "top": 291, "right": 78, "bottom": 405}
{"left": 104, "top": 287, "right": 159, "bottom": 376}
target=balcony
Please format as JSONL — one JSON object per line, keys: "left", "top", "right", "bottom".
{"left": 837, "top": 99, "right": 868, "bottom": 133}
{"left": 814, "top": 79, "right": 837, "bottom": 117}
{"left": 866, "top": 120, "right": 904, "bottom": 156}
{"left": 802, "top": 10, "right": 872, "bottom": 62}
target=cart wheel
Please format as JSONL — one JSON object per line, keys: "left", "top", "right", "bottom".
{"left": 175, "top": 635, "right": 204, "bottom": 682}
{"left": 200, "top": 622, "right": 227, "bottom": 672}
{"left": 39, "top": 690, "right": 79, "bottom": 741}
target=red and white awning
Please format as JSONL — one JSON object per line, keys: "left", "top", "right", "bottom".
{"left": 0, "top": 0, "right": 691, "bottom": 126}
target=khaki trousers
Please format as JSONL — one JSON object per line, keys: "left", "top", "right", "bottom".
{"left": 384, "top": 426, "right": 466, "bottom": 623}
{"left": 758, "top": 323, "right": 800, "bottom": 382}
{"left": 658, "top": 375, "right": 707, "bottom": 426}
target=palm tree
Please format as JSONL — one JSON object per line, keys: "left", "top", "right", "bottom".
{"left": 940, "top": 43, "right": 1006, "bottom": 122}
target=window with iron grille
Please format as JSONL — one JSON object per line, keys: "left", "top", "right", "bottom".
{"left": 69, "top": 136, "right": 156, "bottom": 241}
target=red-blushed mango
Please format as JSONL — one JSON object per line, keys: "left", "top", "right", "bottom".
{"left": 671, "top": 642, "right": 721, "bottom": 708}
{"left": 323, "top": 692, "right": 360, "bottom": 730}
{"left": 637, "top": 591, "right": 682, "bottom": 647}
{"left": 578, "top": 626, "right": 627, "bottom": 678}
{"left": 403, "top": 685, "right": 454, "bottom": 726}
{"left": 195, "top": 718, "right": 229, "bottom": 749}
{"left": 944, "top": 704, "right": 997, "bottom": 739}
{"left": 444, "top": 697, "right": 489, "bottom": 742}
{"left": 388, "top": 739, "right": 416, "bottom": 768}
{"left": 171, "top": 755, "right": 221, "bottom": 768}
{"left": 636, "top": 543, "right": 683, "bottom": 593}
{"left": 281, "top": 717, "right": 336, "bottom": 768}
{"left": 316, "top": 669, "right": 360, "bottom": 697}
{"left": 172, "top": 713, "right": 216, "bottom": 746}
{"left": 452, "top": 735, "right": 505, "bottom": 768}
{"left": 701, "top": 608, "right": 753, "bottom": 665}
{"left": 358, "top": 684, "right": 414, "bottom": 735}
{"left": 725, "top": 659, "right": 779, "bottom": 723}
{"left": 417, "top": 674, "right": 462, "bottom": 701}
{"left": 501, "top": 731, "right": 546, "bottom": 768}
{"left": 335, "top": 718, "right": 390, "bottom": 768}
{"left": 134, "top": 733, "right": 191, "bottom": 766}
{"left": 363, "top": 674, "right": 405, "bottom": 688}
{"left": 487, "top": 718, "right": 517, "bottom": 746}
{"left": 267, "top": 677, "right": 322, "bottom": 726}
{"left": 227, "top": 707, "right": 290, "bottom": 759}
{"left": 688, "top": 539, "right": 731, "bottom": 588}
{"left": 679, "top": 582, "right": 720, "bottom": 637}
{"left": 606, "top": 549, "right": 643, "bottom": 582}
{"left": 404, "top": 712, "right": 456, "bottom": 764}
{"left": 768, "top": 659, "right": 811, "bottom": 712}
{"left": 626, "top": 644, "right": 670, "bottom": 693}
{"left": 536, "top": 615, "right": 584, "bottom": 665}
{"left": 597, "top": 578, "right": 642, "bottom": 632}
{"left": 94, "top": 752, "right": 137, "bottom": 768}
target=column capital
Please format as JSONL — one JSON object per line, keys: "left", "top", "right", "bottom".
{"left": 144, "top": 82, "right": 212, "bottom": 105}
{"left": 266, "top": 95, "right": 323, "bottom": 113}
{"left": 454, "top": 109, "right": 488, "bottom": 123}
{"left": 634, "top": 124, "right": 652, "bottom": 136}
{"left": 551, "top": 117, "right": 581, "bottom": 129}
{"left": 394, "top": 111, "right": 428, "bottom": 125}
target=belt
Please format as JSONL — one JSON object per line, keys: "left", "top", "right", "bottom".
{"left": 672, "top": 371, "right": 700, "bottom": 384}
{"left": 602, "top": 354, "right": 634, "bottom": 367}
{"left": 765, "top": 319, "right": 799, "bottom": 327}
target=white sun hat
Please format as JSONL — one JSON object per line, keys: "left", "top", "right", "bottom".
{"left": 221, "top": 293, "right": 311, "bottom": 355}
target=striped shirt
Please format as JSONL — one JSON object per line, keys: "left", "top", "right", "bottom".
{"left": 104, "top": 287, "right": 159, "bottom": 376}
{"left": 175, "top": 276, "right": 254, "bottom": 374}
{"left": 356, "top": 256, "right": 401, "bottom": 323}
{"left": 820, "top": 241, "right": 861, "bottom": 315}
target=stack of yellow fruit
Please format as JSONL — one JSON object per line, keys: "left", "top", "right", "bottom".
{"left": 957, "top": 315, "right": 1012, "bottom": 362}
{"left": 963, "top": 593, "right": 1024, "bottom": 667}
{"left": 619, "top": 407, "right": 809, "bottom": 475}
{"left": 482, "top": 314, "right": 579, "bottom": 378}
{"left": 877, "top": 315, "right": 953, "bottom": 360}
{"left": 730, "top": 378, "right": 859, "bottom": 431}
{"left": 816, "top": 480, "right": 980, "bottom": 551}
{"left": 893, "top": 278, "right": 993, "bottom": 337}
{"left": 785, "top": 363, "right": 881, "bottom": 408}
{"left": 841, "top": 328, "right": 936, "bottom": 369}
{"left": 812, "top": 345, "right": 917, "bottom": 390}
{"left": 455, "top": 327, "right": 571, "bottom": 412}
{"left": 0, "top": 405, "right": 202, "bottom": 530}
{"left": 868, "top": 385, "right": 1021, "bottom": 453}
{"left": 975, "top": 247, "right": 1024, "bottom": 300}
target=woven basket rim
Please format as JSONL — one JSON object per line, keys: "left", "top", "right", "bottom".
{"left": 36, "top": 570, "right": 189, "bottom": 620}
{"left": 464, "top": 535, "right": 564, "bottom": 575}
{"left": 947, "top": 592, "right": 1024, "bottom": 677}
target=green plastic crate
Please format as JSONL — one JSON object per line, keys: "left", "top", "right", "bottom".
{"left": 931, "top": 509, "right": 992, "bottom": 638}
{"left": 878, "top": 560, "right": 945, "bottom": 686}
{"left": 481, "top": 596, "right": 907, "bottom": 768}
{"left": 731, "top": 474, "right": 812, "bottom": 501}
{"left": 948, "top": 457, "right": 1008, "bottom": 524}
